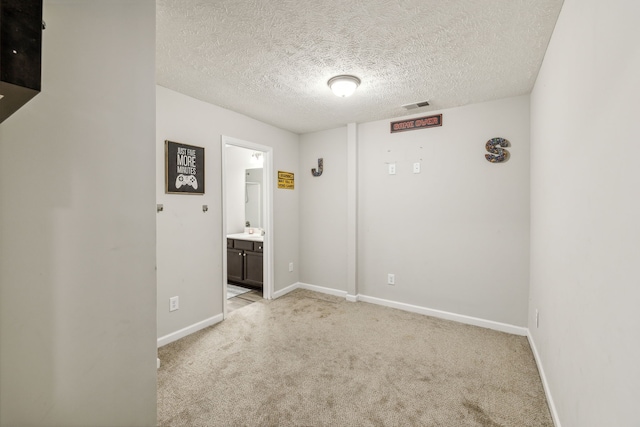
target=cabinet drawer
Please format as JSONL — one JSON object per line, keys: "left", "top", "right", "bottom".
{"left": 233, "top": 239, "right": 254, "bottom": 251}
{"left": 227, "top": 239, "right": 233, "bottom": 248}
{"left": 253, "top": 242, "right": 263, "bottom": 252}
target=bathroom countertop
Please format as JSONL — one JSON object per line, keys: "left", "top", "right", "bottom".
{"left": 227, "top": 233, "right": 264, "bottom": 242}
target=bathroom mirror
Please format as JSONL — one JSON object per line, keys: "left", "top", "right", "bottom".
{"left": 245, "top": 168, "right": 263, "bottom": 228}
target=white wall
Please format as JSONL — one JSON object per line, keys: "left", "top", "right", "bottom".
{"left": 299, "top": 127, "right": 349, "bottom": 290}
{"left": 225, "top": 145, "right": 263, "bottom": 234}
{"left": 245, "top": 166, "right": 264, "bottom": 230}
{"left": 0, "top": 1, "right": 157, "bottom": 426}
{"left": 156, "top": 86, "right": 299, "bottom": 339}
{"left": 358, "top": 96, "right": 531, "bottom": 327}
{"left": 529, "top": 0, "right": 640, "bottom": 425}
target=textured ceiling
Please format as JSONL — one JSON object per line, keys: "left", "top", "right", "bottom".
{"left": 156, "top": 0, "right": 563, "bottom": 135}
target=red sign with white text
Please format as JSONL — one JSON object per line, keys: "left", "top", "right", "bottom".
{"left": 390, "top": 114, "right": 442, "bottom": 133}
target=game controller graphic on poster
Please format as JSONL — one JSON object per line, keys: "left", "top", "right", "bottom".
{"left": 175, "top": 174, "right": 198, "bottom": 189}
{"left": 165, "top": 140, "right": 205, "bottom": 194}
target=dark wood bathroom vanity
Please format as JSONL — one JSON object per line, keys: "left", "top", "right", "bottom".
{"left": 227, "top": 236, "right": 263, "bottom": 288}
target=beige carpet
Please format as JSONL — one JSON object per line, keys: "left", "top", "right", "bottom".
{"left": 157, "top": 289, "right": 553, "bottom": 426}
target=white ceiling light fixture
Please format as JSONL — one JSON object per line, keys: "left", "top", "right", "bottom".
{"left": 328, "top": 75, "right": 361, "bottom": 98}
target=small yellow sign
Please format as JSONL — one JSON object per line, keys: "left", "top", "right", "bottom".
{"left": 278, "top": 171, "right": 295, "bottom": 190}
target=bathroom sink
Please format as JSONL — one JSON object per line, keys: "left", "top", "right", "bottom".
{"left": 227, "top": 232, "right": 264, "bottom": 242}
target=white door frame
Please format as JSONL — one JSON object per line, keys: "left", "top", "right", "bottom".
{"left": 221, "top": 135, "right": 274, "bottom": 319}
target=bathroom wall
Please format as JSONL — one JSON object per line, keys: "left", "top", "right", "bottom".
{"left": 245, "top": 167, "right": 264, "bottom": 230}
{"left": 225, "top": 145, "right": 263, "bottom": 234}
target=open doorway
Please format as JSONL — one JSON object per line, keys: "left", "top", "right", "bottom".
{"left": 221, "top": 136, "right": 273, "bottom": 319}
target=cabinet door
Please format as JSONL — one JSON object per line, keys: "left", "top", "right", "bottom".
{"left": 227, "top": 248, "right": 244, "bottom": 283}
{"left": 243, "top": 250, "right": 263, "bottom": 288}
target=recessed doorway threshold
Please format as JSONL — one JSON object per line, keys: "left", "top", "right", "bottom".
{"left": 226, "top": 284, "right": 263, "bottom": 314}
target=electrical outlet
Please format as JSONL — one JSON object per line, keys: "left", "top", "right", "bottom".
{"left": 387, "top": 273, "right": 395, "bottom": 285}
{"left": 388, "top": 163, "right": 396, "bottom": 175}
{"left": 289, "top": 262, "right": 294, "bottom": 272}
{"left": 413, "top": 162, "right": 421, "bottom": 173}
{"left": 169, "top": 296, "right": 179, "bottom": 312}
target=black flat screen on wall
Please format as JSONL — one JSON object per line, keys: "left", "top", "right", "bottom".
{"left": 165, "top": 140, "right": 205, "bottom": 194}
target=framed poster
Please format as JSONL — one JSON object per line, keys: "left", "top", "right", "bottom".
{"left": 165, "top": 140, "right": 205, "bottom": 194}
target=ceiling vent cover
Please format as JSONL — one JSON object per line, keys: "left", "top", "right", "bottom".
{"left": 402, "top": 100, "right": 430, "bottom": 110}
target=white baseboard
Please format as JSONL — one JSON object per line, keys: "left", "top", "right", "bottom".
{"left": 272, "top": 282, "right": 300, "bottom": 299}
{"left": 298, "top": 282, "right": 348, "bottom": 298}
{"left": 527, "top": 332, "right": 561, "bottom": 427}
{"left": 157, "top": 314, "right": 224, "bottom": 348}
{"left": 356, "top": 294, "right": 528, "bottom": 336}
{"left": 277, "top": 282, "right": 526, "bottom": 336}
{"left": 273, "top": 282, "right": 350, "bottom": 300}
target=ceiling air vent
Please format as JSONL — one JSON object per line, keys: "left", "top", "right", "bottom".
{"left": 402, "top": 100, "right": 430, "bottom": 110}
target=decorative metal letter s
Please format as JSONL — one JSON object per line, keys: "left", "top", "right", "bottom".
{"left": 485, "top": 138, "right": 510, "bottom": 163}
{"left": 311, "top": 158, "right": 324, "bottom": 177}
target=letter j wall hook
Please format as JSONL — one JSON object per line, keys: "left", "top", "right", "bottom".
{"left": 311, "top": 158, "right": 324, "bottom": 177}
